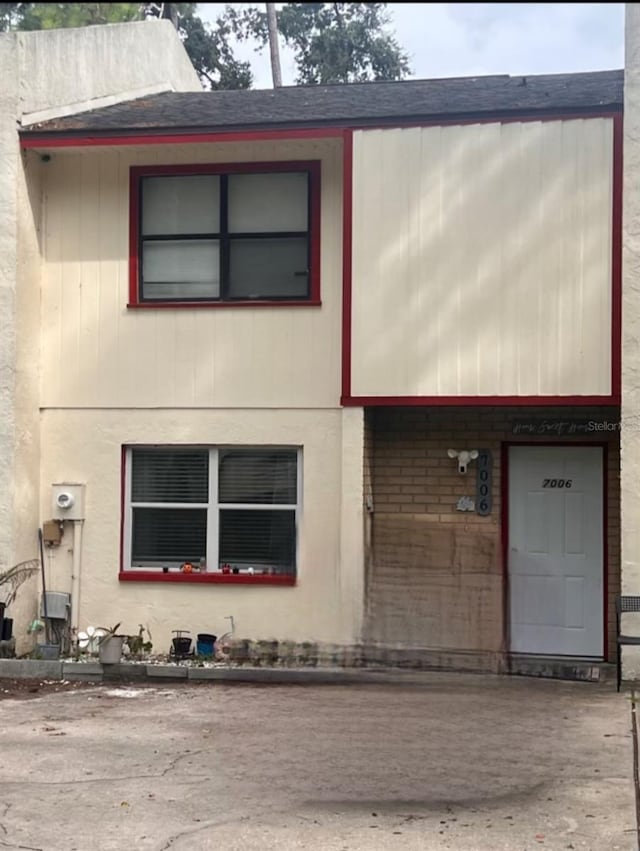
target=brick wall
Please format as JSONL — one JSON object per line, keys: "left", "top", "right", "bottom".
{"left": 364, "top": 406, "right": 620, "bottom": 668}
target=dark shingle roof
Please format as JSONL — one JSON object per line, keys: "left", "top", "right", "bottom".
{"left": 21, "top": 70, "right": 623, "bottom": 138}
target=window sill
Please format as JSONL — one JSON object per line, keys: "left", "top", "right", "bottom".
{"left": 119, "top": 571, "right": 296, "bottom": 586}
{"left": 126, "top": 300, "right": 321, "bottom": 310}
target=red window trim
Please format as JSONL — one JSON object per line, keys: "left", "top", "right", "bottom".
{"left": 119, "top": 571, "right": 296, "bottom": 586}
{"left": 119, "top": 445, "right": 301, "bottom": 583}
{"left": 129, "top": 160, "right": 322, "bottom": 308}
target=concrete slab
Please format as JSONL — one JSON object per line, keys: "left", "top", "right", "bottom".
{"left": 102, "top": 662, "right": 148, "bottom": 681}
{"left": 0, "top": 658, "right": 62, "bottom": 679}
{"left": 186, "top": 666, "right": 428, "bottom": 685}
{"left": 0, "top": 673, "right": 634, "bottom": 850}
{"left": 62, "top": 661, "right": 103, "bottom": 681}
{"left": 145, "top": 664, "right": 188, "bottom": 678}
{"left": 187, "top": 666, "right": 345, "bottom": 682}
{"left": 509, "top": 655, "right": 616, "bottom": 683}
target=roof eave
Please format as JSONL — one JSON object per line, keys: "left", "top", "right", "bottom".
{"left": 19, "top": 104, "right": 624, "bottom": 149}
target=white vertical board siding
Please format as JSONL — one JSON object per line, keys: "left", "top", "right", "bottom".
{"left": 41, "top": 138, "right": 342, "bottom": 409}
{"left": 351, "top": 119, "right": 614, "bottom": 398}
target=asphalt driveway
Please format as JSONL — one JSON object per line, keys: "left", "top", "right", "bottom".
{"left": 0, "top": 673, "right": 635, "bottom": 850}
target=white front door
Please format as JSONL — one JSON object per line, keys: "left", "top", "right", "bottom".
{"left": 508, "top": 446, "right": 603, "bottom": 657}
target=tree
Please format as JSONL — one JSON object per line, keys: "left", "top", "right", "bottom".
{"left": 159, "top": 4, "right": 252, "bottom": 90}
{"left": 235, "top": 2, "right": 411, "bottom": 85}
{"left": 265, "top": 2, "right": 282, "bottom": 88}
{"left": 0, "top": 2, "right": 411, "bottom": 89}
{"left": 3, "top": 3, "right": 140, "bottom": 28}
{"left": 0, "top": 3, "right": 252, "bottom": 90}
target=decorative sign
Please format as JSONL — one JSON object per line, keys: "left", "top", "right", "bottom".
{"left": 512, "top": 419, "right": 619, "bottom": 436}
{"left": 456, "top": 496, "right": 475, "bottom": 512}
{"left": 476, "top": 449, "right": 492, "bottom": 516}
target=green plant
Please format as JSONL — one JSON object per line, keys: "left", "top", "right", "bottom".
{"left": 98, "top": 623, "right": 122, "bottom": 642}
{"left": 0, "top": 559, "right": 39, "bottom": 607}
{"left": 127, "top": 624, "right": 152, "bottom": 658}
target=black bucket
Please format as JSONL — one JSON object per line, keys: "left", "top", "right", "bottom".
{"left": 1, "top": 618, "right": 13, "bottom": 641}
{"left": 172, "top": 636, "right": 192, "bottom": 656}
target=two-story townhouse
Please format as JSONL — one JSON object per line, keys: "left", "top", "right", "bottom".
{"left": 16, "top": 67, "right": 622, "bottom": 670}
{"left": 0, "top": 21, "right": 200, "bottom": 649}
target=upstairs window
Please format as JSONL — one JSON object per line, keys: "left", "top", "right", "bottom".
{"left": 129, "top": 162, "right": 321, "bottom": 306}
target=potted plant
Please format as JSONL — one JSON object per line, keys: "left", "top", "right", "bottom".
{"left": 0, "top": 559, "right": 39, "bottom": 644}
{"left": 98, "top": 623, "right": 125, "bottom": 665}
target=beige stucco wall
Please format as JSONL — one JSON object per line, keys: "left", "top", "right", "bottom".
{"left": 622, "top": 3, "right": 640, "bottom": 678}
{"left": 0, "top": 22, "right": 199, "bottom": 651}
{"left": 8, "top": 138, "right": 45, "bottom": 639}
{"left": 39, "top": 408, "right": 364, "bottom": 649}
{"left": 0, "top": 34, "right": 20, "bottom": 583}
{"left": 39, "top": 138, "right": 343, "bottom": 409}
{"left": 351, "top": 120, "right": 614, "bottom": 398}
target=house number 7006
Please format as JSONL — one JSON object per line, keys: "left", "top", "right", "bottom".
{"left": 542, "top": 479, "right": 572, "bottom": 488}
{"left": 476, "top": 449, "right": 492, "bottom": 515}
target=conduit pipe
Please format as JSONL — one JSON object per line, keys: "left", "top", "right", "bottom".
{"left": 70, "top": 519, "right": 84, "bottom": 633}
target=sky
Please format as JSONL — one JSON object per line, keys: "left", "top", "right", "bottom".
{"left": 197, "top": 2, "right": 624, "bottom": 89}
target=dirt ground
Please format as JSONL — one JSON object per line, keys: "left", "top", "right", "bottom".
{"left": 0, "top": 673, "right": 635, "bottom": 850}
{"left": 0, "top": 677, "right": 102, "bottom": 699}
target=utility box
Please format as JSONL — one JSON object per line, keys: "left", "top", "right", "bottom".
{"left": 51, "top": 483, "right": 86, "bottom": 521}
{"left": 42, "top": 520, "right": 63, "bottom": 546}
{"left": 41, "top": 592, "right": 71, "bottom": 620}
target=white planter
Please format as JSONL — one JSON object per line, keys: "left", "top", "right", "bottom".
{"left": 98, "top": 635, "right": 125, "bottom": 665}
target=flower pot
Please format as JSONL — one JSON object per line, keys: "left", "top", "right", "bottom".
{"left": 1, "top": 616, "right": 12, "bottom": 641}
{"left": 196, "top": 634, "right": 217, "bottom": 657}
{"left": 171, "top": 636, "right": 192, "bottom": 657}
{"left": 99, "top": 634, "right": 125, "bottom": 665}
{"left": 36, "top": 643, "right": 60, "bottom": 660}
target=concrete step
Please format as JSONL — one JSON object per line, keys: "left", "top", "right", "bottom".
{"left": 507, "top": 655, "right": 615, "bottom": 683}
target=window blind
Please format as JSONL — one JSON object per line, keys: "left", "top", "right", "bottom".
{"left": 132, "top": 449, "right": 209, "bottom": 503}
{"left": 131, "top": 507, "right": 207, "bottom": 564}
{"left": 219, "top": 509, "right": 296, "bottom": 569}
{"left": 218, "top": 450, "right": 297, "bottom": 504}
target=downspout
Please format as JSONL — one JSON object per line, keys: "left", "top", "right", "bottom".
{"left": 70, "top": 519, "right": 84, "bottom": 633}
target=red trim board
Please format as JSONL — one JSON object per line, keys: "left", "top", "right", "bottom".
{"left": 611, "top": 113, "right": 623, "bottom": 399}
{"left": 119, "top": 444, "right": 127, "bottom": 575}
{"left": 341, "top": 129, "right": 354, "bottom": 400}
{"left": 22, "top": 127, "right": 347, "bottom": 148}
{"left": 20, "top": 110, "right": 622, "bottom": 149}
{"left": 119, "top": 572, "right": 296, "bottom": 586}
{"left": 127, "top": 300, "right": 321, "bottom": 310}
{"left": 342, "top": 395, "right": 620, "bottom": 407}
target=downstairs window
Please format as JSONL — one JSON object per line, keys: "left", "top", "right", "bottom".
{"left": 123, "top": 446, "right": 300, "bottom": 578}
